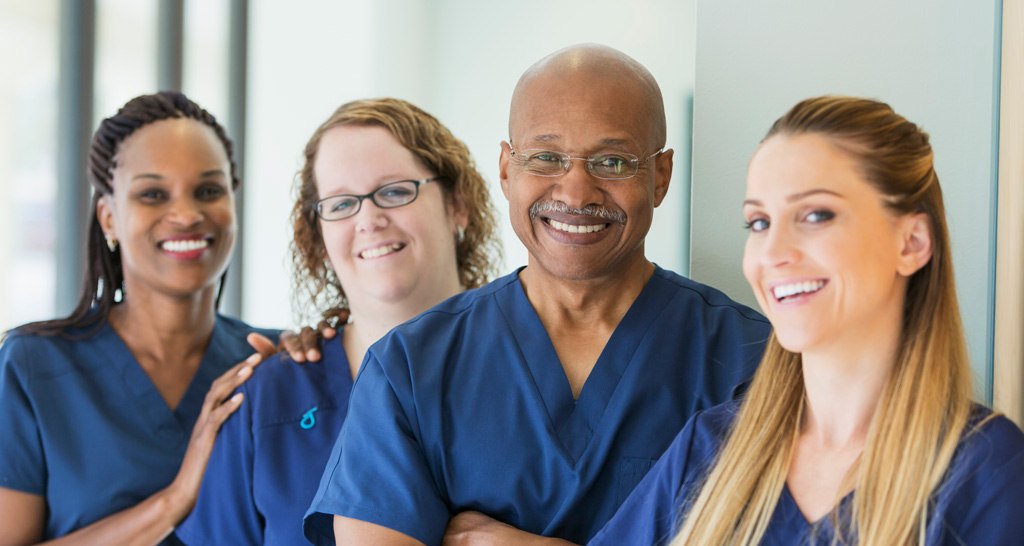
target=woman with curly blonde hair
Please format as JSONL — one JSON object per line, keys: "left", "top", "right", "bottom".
{"left": 177, "top": 97, "right": 500, "bottom": 546}
{"left": 591, "top": 96, "right": 1024, "bottom": 545}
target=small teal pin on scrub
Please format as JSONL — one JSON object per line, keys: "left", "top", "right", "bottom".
{"left": 300, "top": 406, "right": 318, "bottom": 429}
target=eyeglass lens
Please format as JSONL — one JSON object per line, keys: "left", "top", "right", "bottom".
{"left": 516, "top": 150, "right": 643, "bottom": 179}
{"left": 317, "top": 179, "right": 421, "bottom": 220}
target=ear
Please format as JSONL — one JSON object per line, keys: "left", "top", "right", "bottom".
{"left": 498, "top": 141, "right": 512, "bottom": 200}
{"left": 96, "top": 194, "right": 116, "bottom": 239}
{"left": 896, "top": 212, "right": 932, "bottom": 277}
{"left": 652, "top": 148, "right": 674, "bottom": 207}
{"left": 446, "top": 189, "right": 470, "bottom": 234}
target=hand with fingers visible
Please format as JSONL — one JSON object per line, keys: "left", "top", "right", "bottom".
{"left": 274, "top": 308, "right": 350, "bottom": 363}
{"left": 246, "top": 331, "right": 287, "bottom": 360}
{"left": 159, "top": 352, "right": 264, "bottom": 523}
{"left": 0, "top": 351, "right": 271, "bottom": 546}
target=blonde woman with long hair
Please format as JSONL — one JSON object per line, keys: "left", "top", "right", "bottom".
{"left": 590, "top": 96, "right": 1024, "bottom": 545}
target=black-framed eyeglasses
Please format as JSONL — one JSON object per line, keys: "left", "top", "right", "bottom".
{"left": 507, "top": 143, "right": 663, "bottom": 180}
{"left": 314, "top": 177, "right": 441, "bottom": 221}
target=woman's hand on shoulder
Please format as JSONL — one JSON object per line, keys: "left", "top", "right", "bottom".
{"left": 248, "top": 328, "right": 329, "bottom": 363}
{"left": 271, "top": 310, "right": 348, "bottom": 363}
{"left": 161, "top": 352, "right": 263, "bottom": 521}
{"left": 275, "top": 325, "right": 330, "bottom": 363}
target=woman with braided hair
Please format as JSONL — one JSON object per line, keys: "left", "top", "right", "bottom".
{"left": 0, "top": 91, "right": 279, "bottom": 545}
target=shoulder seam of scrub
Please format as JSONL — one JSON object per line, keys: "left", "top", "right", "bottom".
{"left": 657, "top": 272, "right": 768, "bottom": 324}
{"left": 402, "top": 273, "right": 520, "bottom": 326}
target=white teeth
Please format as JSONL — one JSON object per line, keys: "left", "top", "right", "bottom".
{"left": 548, "top": 219, "right": 607, "bottom": 234}
{"left": 161, "top": 239, "right": 209, "bottom": 252}
{"left": 360, "top": 243, "right": 403, "bottom": 259}
{"left": 772, "top": 280, "right": 826, "bottom": 301}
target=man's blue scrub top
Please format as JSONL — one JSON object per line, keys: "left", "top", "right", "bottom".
{"left": 0, "top": 314, "right": 278, "bottom": 544}
{"left": 176, "top": 333, "right": 353, "bottom": 546}
{"left": 590, "top": 400, "right": 1024, "bottom": 546}
{"left": 304, "top": 267, "right": 771, "bottom": 545}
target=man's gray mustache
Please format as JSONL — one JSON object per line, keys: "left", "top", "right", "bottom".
{"left": 529, "top": 201, "right": 626, "bottom": 224}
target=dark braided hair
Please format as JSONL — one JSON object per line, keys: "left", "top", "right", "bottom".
{"left": 18, "top": 91, "right": 239, "bottom": 337}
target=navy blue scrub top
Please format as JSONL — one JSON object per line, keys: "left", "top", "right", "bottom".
{"left": 176, "top": 333, "right": 353, "bottom": 546}
{"left": 590, "top": 400, "right": 1024, "bottom": 546}
{"left": 304, "top": 266, "right": 771, "bottom": 545}
{"left": 0, "top": 314, "right": 278, "bottom": 543}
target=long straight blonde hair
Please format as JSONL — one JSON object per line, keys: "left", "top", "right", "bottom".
{"left": 671, "top": 96, "right": 973, "bottom": 545}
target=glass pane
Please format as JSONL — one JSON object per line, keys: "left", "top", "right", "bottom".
{"left": 0, "top": 0, "right": 60, "bottom": 332}
{"left": 183, "top": 0, "right": 230, "bottom": 126}
{"left": 94, "top": 0, "right": 158, "bottom": 119}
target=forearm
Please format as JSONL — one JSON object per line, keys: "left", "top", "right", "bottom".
{"left": 445, "top": 529, "right": 576, "bottom": 546}
{"left": 334, "top": 515, "right": 426, "bottom": 546}
{"left": 0, "top": 484, "right": 190, "bottom": 546}
{"left": 45, "top": 353, "right": 265, "bottom": 545}
{"left": 38, "top": 486, "right": 189, "bottom": 546}
{"left": 442, "top": 512, "right": 578, "bottom": 546}
{"left": 475, "top": 533, "right": 576, "bottom": 546}
{"left": 48, "top": 354, "right": 259, "bottom": 546}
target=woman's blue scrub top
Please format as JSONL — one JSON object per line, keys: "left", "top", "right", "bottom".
{"left": 590, "top": 400, "right": 1024, "bottom": 545}
{"left": 176, "top": 333, "right": 353, "bottom": 545}
{"left": 0, "top": 314, "right": 278, "bottom": 543}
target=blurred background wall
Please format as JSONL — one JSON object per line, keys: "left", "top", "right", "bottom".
{"left": 690, "top": 0, "right": 1003, "bottom": 398}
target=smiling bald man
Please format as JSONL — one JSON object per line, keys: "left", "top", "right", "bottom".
{"left": 303, "top": 44, "right": 770, "bottom": 546}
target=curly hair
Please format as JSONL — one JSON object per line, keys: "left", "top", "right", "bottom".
{"left": 290, "top": 97, "right": 501, "bottom": 326}
{"left": 20, "top": 91, "right": 238, "bottom": 336}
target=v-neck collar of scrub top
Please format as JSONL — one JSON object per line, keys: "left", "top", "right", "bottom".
{"left": 97, "top": 316, "right": 236, "bottom": 439}
{"left": 495, "top": 266, "right": 679, "bottom": 463}
{"left": 769, "top": 482, "right": 857, "bottom": 544}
